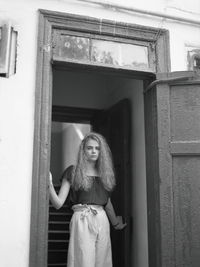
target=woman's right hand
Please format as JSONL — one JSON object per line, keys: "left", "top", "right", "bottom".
{"left": 113, "top": 216, "right": 127, "bottom": 230}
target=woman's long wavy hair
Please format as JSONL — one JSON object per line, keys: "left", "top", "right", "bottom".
{"left": 71, "top": 132, "right": 116, "bottom": 191}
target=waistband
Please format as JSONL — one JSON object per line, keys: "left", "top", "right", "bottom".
{"left": 72, "top": 204, "right": 104, "bottom": 234}
{"left": 72, "top": 204, "right": 104, "bottom": 214}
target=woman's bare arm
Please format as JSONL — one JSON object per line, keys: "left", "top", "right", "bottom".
{"left": 105, "top": 198, "right": 127, "bottom": 230}
{"left": 49, "top": 172, "right": 71, "bottom": 209}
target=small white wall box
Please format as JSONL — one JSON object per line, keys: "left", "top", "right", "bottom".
{"left": 0, "top": 24, "right": 17, "bottom": 77}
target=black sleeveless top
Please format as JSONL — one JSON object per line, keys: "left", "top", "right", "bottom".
{"left": 61, "top": 166, "right": 110, "bottom": 206}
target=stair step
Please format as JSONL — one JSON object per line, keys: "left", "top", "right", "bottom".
{"left": 48, "top": 190, "right": 71, "bottom": 265}
{"left": 49, "top": 212, "right": 71, "bottom": 216}
{"left": 49, "top": 213, "right": 72, "bottom": 222}
{"left": 49, "top": 230, "right": 69, "bottom": 234}
{"left": 49, "top": 221, "right": 69, "bottom": 230}
{"left": 48, "top": 239, "right": 69, "bottom": 250}
{"left": 48, "top": 249, "right": 67, "bottom": 264}
{"left": 49, "top": 205, "right": 71, "bottom": 212}
{"left": 49, "top": 249, "right": 67, "bottom": 252}
{"left": 48, "top": 231, "right": 70, "bottom": 240}
{"left": 49, "top": 221, "right": 69, "bottom": 224}
{"left": 49, "top": 239, "right": 68, "bottom": 243}
{"left": 49, "top": 202, "right": 69, "bottom": 207}
{"left": 48, "top": 263, "right": 66, "bottom": 267}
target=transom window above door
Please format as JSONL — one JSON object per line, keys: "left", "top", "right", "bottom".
{"left": 52, "top": 31, "right": 156, "bottom": 72}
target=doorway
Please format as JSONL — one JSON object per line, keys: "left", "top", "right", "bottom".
{"left": 48, "top": 67, "right": 134, "bottom": 267}
{"left": 30, "top": 9, "right": 170, "bottom": 267}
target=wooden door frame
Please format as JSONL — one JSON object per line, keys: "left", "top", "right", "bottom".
{"left": 52, "top": 105, "right": 101, "bottom": 123}
{"left": 30, "top": 9, "right": 171, "bottom": 267}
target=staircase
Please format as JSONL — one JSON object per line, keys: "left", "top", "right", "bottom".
{"left": 48, "top": 186, "right": 73, "bottom": 267}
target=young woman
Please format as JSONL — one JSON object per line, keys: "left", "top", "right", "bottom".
{"left": 49, "top": 132, "right": 126, "bottom": 267}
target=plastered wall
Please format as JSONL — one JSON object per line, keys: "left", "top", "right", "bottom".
{"left": 0, "top": 0, "right": 200, "bottom": 266}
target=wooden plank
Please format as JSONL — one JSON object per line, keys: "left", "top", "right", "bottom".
{"left": 52, "top": 105, "right": 101, "bottom": 123}
{"left": 156, "top": 83, "right": 175, "bottom": 266}
{"left": 173, "top": 156, "right": 200, "bottom": 267}
{"left": 29, "top": 11, "right": 52, "bottom": 267}
{"left": 170, "top": 84, "right": 200, "bottom": 142}
{"left": 53, "top": 60, "right": 155, "bottom": 80}
{"left": 144, "top": 79, "right": 161, "bottom": 267}
{"left": 170, "top": 142, "right": 200, "bottom": 155}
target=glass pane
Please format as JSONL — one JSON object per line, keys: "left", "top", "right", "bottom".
{"left": 53, "top": 34, "right": 151, "bottom": 71}
{"left": 91, "top": 40, "right": 120, "bottom": 65}
{"left": 120, "top": 43, "right": 149, "bottom": 70}
{"left": 91, "top": 39, "right": 149, "bottom": 70}
{"left": 56, "top": 35, "right": 90, "bottom": 61}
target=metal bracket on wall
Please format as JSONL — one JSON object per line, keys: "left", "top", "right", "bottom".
{"left": 0, "top": 23, "right": 18, "bottom": 78}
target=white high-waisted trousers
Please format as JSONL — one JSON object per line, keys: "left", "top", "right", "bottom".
{"left": 67, "top": 204, "right": 112, "bottom": 267}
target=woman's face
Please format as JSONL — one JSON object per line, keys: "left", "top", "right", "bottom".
{"left": 84, "top": 138, "right": 100, "bottom": 162}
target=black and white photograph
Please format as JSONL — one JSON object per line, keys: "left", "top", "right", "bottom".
{"left": 0, "top": 1, "right": 200, "bottom": 267}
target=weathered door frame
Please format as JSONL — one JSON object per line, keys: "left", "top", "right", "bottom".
{"left": 29, "top": 9, "right": 170, "bottom": 267}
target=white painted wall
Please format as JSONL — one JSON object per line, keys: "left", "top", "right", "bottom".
{"left": 0, "top": 0, "right": 200, "bottom": 266}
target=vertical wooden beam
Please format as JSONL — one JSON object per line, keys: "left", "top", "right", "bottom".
{"left": 29, "top": 12, "right": 53, "bottom": 267}
{"left": 144, "top": 78, "right": 161, "bottom": 267}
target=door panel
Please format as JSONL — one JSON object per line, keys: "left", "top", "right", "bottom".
{"left": 144, "top": 71, "right": 200, "bottom": 267}
{"left": 93, "top": 99, "right": 132, "bottom": 267}
{"left": 173, "top": 156, "right": 200, "bottom": 267}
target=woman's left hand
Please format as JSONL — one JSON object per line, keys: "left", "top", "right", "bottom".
{"left": 114, "top": 216, "right": 127, "bottom": 230}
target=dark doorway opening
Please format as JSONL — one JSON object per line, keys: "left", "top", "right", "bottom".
{"left": 47, "top": 65, "right": 139, "bottom": 267}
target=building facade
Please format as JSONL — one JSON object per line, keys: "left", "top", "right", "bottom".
{"left": 0, "top": 0, "right": 200, "bottom": 267}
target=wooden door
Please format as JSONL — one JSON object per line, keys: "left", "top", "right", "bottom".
{"left": 93, "top": 99, "right": 132, "bottom": 267}
{"left": 144, "top": 71, "right": 200, "bottom": 267}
